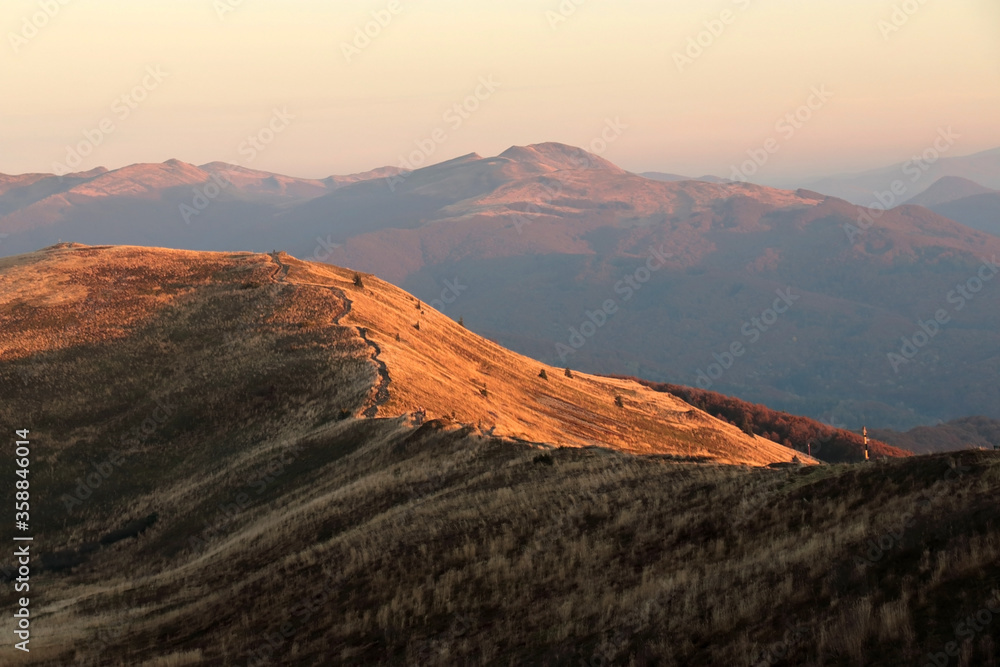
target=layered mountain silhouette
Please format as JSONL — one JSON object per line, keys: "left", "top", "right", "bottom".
{"left": 903, "top": 176, "right": 1000, "bottom": 238}
{"left": 903, "top": 175, "right": 997, "bottom": 208}
{"left": 0, "top": 160, "right": 399, "bottom": 256}
{"left": 2, "top": 143, "right": 999, "bottom": 428}
{"left": 874, "top": 416, "right": 1000, "bottom": 454}
{"left": 802, "top": 145, "right": 1000, "bottom": 205}
{"left": 930, "top": 191, "right": 1000, "bottom": 237}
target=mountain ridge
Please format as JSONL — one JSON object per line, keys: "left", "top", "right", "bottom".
{"left": 0, "top": 242, "right": 812, "bottom": 466}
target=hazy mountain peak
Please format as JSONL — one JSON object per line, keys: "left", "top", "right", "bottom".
{"left": 905, "top": 175, "right": 996, "bottom": 207}
{"left": 794, "top": 188, "right": 827, "bottom": 201}
{"left": 499, "top": 142, "right": 626, "bottom": 173}
{"left": 428, "top": 153, "right": 484, "bottom": 169}
{"left": 0, "top": 167, "right": 107, "bottom": 192}
{"left": 68, "top": 161, "right": 209, "bottom": 198}
{"left": 66, "top": 166, "right": 109, "bottom": 179}
{"left": 198, "top": 160, "right": 254, "bottom": 174}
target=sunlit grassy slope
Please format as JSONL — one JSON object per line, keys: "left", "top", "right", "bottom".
{"left": 0, "top": 243, "right": 811, "bottom": 467}
{"left": 276, "top": 252, "right": 813, "bottom": 466}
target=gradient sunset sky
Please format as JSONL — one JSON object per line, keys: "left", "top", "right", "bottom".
{"left": 3, "top": 0, "right": 999, "bottom": 184}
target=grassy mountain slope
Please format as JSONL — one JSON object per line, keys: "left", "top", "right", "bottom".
{"left": 0, "top": 245, "right": 998, "bottom": 665}
{"left": 618, "top": 379, "right": 913, "bottom": 463}
{"left": 275, "top": 252, "right": 804, "bottom": 464}
{"left": 2, "top": 423, "right": 998, "bottom": 665}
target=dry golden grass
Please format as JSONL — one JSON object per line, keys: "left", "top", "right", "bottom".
{"left": 2, "top": 426, "right": 997, "bottom": 666}
{"left": 0, "top": 243, "right": 809, "bottom": 466}
{"left": 5, "top": 244, "right": 996, "bottom": 666}
{"left": 276, "top": 254, "right": 812, "bottom": 466}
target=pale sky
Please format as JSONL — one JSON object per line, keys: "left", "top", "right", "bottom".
{"left": 2, "top": 0, "right": 999, "bottom": 182}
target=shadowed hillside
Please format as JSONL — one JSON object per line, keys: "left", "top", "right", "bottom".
{"left": 1, "top": 420, "right": 998, "bottom": 665}
{"left": 0, "top": 245, "right": 998, "bottom": 665}
{"left": 930, "top": 192, "right": 1000, "bottom": 238}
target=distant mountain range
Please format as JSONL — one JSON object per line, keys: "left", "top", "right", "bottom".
{"left": 903, "top": 175, "right": 997, "bottom": 208}
{"left": 874, "top": 416, "right": 1000, "bottom": 454}
{"left": 901, "top": 176, "right": 1000, "bottom": 238}
{"left": 0, "top": 160, "right": 401, "bottom": 257}
{"left": 2, "top": 143, "right": 999, "bottom": 429}
{"left": 800, "top": 145, "right": 1000, "bottom": 206}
